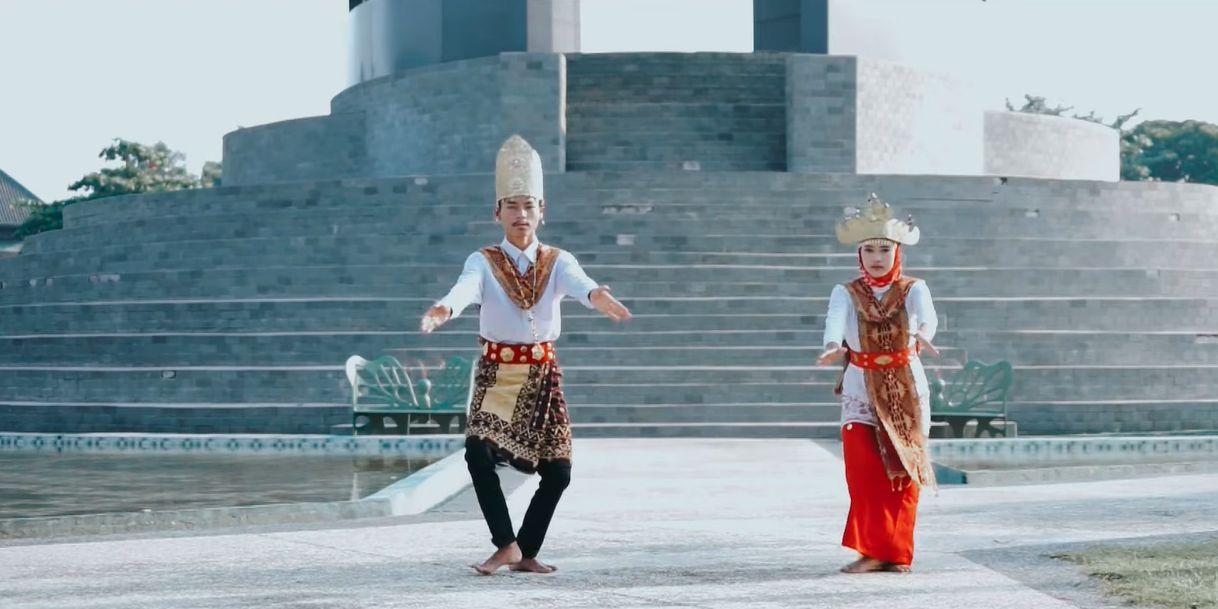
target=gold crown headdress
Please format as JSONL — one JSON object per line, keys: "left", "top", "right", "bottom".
{"left": 495, "top": 134, "right": 544, "bottom": 202}
{"left": 835, "top": 193, "right": 920, "bottom": 246}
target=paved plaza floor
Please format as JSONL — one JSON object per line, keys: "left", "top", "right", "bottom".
{"left": 2, "top": 438, "right": 1215, "bottom": 608}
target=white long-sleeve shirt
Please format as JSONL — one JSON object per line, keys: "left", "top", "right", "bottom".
{"left": 822, "top": 280, "right": 938, "bottom": 433}
{"left": 436, "top": 238, "right": 599, "bottom": 344}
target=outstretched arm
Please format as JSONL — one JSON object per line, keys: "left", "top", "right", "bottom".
{"left": 557, "top": 252, "right": 632, "bottom": 322}
{"left": 590, "top": 286, "right": 632, "bottom": 322}
{"left": 421, "top": 253, "right": 483, "bottom": 334}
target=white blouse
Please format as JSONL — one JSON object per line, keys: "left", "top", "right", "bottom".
{"left": 822, "top": 280, "right": 938, "bottom": 433}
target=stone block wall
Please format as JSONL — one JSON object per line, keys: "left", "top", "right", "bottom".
{"left": 224, "top": 54, "right": 565, "bottom": 185}
{"left": 786, "top": 54, "right": 856, "bottom": 173}
{"left": 222, "top": 113, "right": 367, "bottom": 186}
{"left": 332, "top": 53, "right": 565, "bottom": 177}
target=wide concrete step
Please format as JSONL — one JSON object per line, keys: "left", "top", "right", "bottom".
{"left": 42, "top": 202, "right": 1218, "bottom": 253}
{"left": 61, "top": 196, "right": 1129, "bottom": 241}
{"left": 0, "top": 367, "right": 350, "bottom": 403}
{"left": 566, "top": 132, "right": 784, "bottom": 147}
{"left": 566, "top": 140, "right": 785, "bottom": 158}
{"left": 567, "top": 160, "right": 787, "bottom": 172}
{"left": 56, "top": 175, "right": 1218, "bottom": 228}
{"left": 1, "top": 396, "right": 1212, "bottom": 436}
{"left": 5, "top": 297, "right": 1211, "bottom": 335}
{"left": 568, "top": 115, "right": 787, "bottom": 133}
{"left": 567, "top": 80, "right": 784, "bottom": 96}
{"left": 566, "top": 53, "right": 787, "bottom": 73}
{"left": 576, "top": 243, "right": 1218, "bottom": 271}
{"left": 568, "top": 71, "right": 785, "bottom": 86}
{"left": 567, "top": 88, "right": 784, "bottom": 103}
{"left": 2, "top": 266, "right": 1215, "bottom": 305}
{"left": 3, "top": 329, "right": 1213, "bottom": 367}
{"left": 401, "top": 331, "right": 1218, "bottom": 366}
{"left": 954, "top": 331, "right": 1218, "bottom": 365}
{"left": 566, "top": 71, "right": 786, "bottom": 86}
{"left": 0, "top": 399, "right": 841, "bottom": 436}
{"left": 936, "top": 297, "right": 1218, "bottom": 332}
{"left": 0, "top": 329, "right": 984, "bottom": 366}
{"left": 1008, "top": 399, "right": 1218, "bottom": 435}
{"left": 566, "top": 145, "right": 785, "bottom": 165}
{"left": 12, "top": 237, "right": 1218, "bottom": 279}
{"left": 0, "top": 366, "right": 1213, "bottom": 404}
{"left": 490, "top": 213, "right": 1218, "bottom": 240}
{"left": 0, "top": 401, "right": 347, "bottom": 434}
{"left": 565, "top": 370, "right": 1218, "bottom": 404}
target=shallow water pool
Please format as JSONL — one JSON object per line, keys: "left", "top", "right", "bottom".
{"left": 0, "top": 453, "right": 436, "bottom": 519}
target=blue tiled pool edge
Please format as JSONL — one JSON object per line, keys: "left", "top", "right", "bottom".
{"left": 930, "top": 435, "right": 1218, "bottom": 486}
{"left": 931, "top": 435, "right": 1218, "bottom": 464}
{"left": 0, "top": 432, "right": 465, "bottom": 457}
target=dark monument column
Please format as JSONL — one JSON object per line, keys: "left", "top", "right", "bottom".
{"left": 753, "top": 0, "right": 828, "bottom": 53}
{"left": 348, "top": 0, "right": 580, "bottom": 85}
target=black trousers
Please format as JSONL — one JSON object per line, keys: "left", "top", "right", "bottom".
{"left": 464, "top": 436, "right": 572, "bottom": 558}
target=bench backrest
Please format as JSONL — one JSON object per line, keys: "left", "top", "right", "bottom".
{"left": 427, "top": 356, "right": 475, "bottom": 410}
{"left": 346, "top": 354, "right": 424, "bottom": 409}
{"left": 932, "top": 360, "right": 1013, "bottom": 415}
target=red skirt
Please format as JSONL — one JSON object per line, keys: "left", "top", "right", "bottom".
{"left": 841, "top": 422, "right": 920, "bottom": 565}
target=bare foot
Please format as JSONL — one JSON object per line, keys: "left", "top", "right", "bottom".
{"left": 882, "top": 563, "right": 912, "bottom": 573}
{"left": 840, "top": 557, "right": 887, "bottom": 574}
{"left": 470, "top": 543, "right": 522, "bottom": 576}
{"left": 510, "top": 557, "right": 558, "bottom": 574}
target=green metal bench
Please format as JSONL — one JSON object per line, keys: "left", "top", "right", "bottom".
{"left": 345, "top": 355, "right": 472, "bottom": 435}
{"left": 421, "top": 356, "right": 475, "bottom": 435}
{"left": 929, "top": 360, "right": 1014, "bottom": 438}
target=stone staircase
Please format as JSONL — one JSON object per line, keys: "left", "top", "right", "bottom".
{"left": 1, "top": 172, "right": 1217, "bottom": 436}
{"left": 565, "top": 53, "right": 787, "bottom": 172}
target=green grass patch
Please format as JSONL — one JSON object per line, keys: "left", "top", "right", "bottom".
{"left": 1055, "top": 539, "right": 1218, "bottom": 609}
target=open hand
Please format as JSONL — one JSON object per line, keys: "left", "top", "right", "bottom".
{"left": 915, "top": 333, "right": 940, "bottom": 358}
{"left": 590, "top": 286, "right": 632, "bottom": 322}
{"left": 816, "top": 344, "right": 848, "bottom": 366}
{"left": 419, "top": 304, "right": 451, "bottom": 334}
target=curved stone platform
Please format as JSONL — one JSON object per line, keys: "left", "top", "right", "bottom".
{"left": 985, "top": 111, "right": 1118, "bottom": 181}
{"left": 223, "top": 52, "right": 1117, "bottom": 184}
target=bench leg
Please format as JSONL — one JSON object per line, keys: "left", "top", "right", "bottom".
{"left": 436, "top": 414, "right": 459, "bottom": 434}
{"left": 976, "top": 418, "right": 1006, "bottom": 438}
{"left": 363, "top": 415, "right": 385, "bottom": 436}
{"left": 948, "top": 418, "right": 969, "bottom": 439}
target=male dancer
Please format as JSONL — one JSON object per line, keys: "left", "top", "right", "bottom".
{"left": 420, "top": 135, "right": 631, "bottom": 575}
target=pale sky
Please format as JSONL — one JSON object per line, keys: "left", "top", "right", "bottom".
{"left": 2, "top": 0, "right": 1216, "bottom": 201}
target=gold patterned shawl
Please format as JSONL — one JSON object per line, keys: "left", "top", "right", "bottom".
{"left": 480, "top": 244, "right": 562, "bottom": 310}
{"left": 843, "top": 276, "right": 935, "bottom": 489}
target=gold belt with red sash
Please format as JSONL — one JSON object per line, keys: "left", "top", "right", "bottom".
{"left": 847, "top": 345, "right": 919, "bottom": 369}
{"left": 479, "top": 338, "right": 557, "bottom": 365}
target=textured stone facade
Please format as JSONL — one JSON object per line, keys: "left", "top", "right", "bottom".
{"left": 855, "top": 59, "right": 984, "bottom": 176}
{"left": 224, "top": 52, "right": 1117, "bottom": 183}
{"left": 985, "top": 111, "right": 1119, "bottom": 181}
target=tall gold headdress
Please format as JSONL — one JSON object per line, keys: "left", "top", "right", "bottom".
{"left": 494, "top": 134, "right": 544, "bottom": 202}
